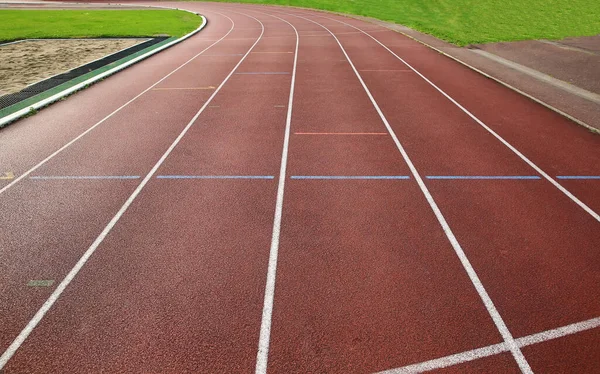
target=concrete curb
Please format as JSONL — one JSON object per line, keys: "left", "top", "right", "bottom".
{"left": 0, "top": 6, "right": 207, "bottom": 128}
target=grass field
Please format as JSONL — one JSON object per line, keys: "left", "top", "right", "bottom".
{"left": 0, "top": 10, "right": 202, "bottom": 43}
{"left": 208, "top": 0, "right": 600, "bottom": 45}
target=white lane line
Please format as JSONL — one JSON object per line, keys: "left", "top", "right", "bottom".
{"left": 312, "top": 13, "right": 600, "bottom": 223}
{"left": 274, "top": 11, "right": 533, "bottom": 373}
{"left": 516, "top": 316, "right": 600, "bottom": 347}
{"left": 377, "top": 343, "right": 508, "bottom": 373}
{"left": 0, "top": 13, "right": 266, "bottom": 371}
{"left": 251, "top": 11, "right": 299, "bottom": 374}
{"left": 0, "top": 11, "right": 236, "bottom": 197}
{"left": 378, "top": 315, "right": 600, "bottom": 373}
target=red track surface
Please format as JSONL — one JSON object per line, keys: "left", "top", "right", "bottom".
{"left": 1, "top": 2, "right": 599, "bottom": 373}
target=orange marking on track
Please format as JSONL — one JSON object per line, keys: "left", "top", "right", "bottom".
{"left": 294, "top": 132, "right": 388, "bottom": 135}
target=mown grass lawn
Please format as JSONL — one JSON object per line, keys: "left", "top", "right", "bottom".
{"left": 0, "top": 9, "right": 202, "bottom": 43}
{"left": 207, "top": 0, "right": 600, "bottom": 45}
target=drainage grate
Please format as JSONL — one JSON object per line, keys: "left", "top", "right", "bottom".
{"left": 0, "top": 37, "right": 168, "bottom": 111}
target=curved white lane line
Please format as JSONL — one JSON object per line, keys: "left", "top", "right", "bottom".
{"left": 0, "top": 10, "right": 233, "bottom": 196}
{"left": 0, "top": 11, "right": 266, "bottom": 370}
{"left": 268, "top": 9, "right": 533, "bottom": 373}
{"left": 229, "top": 9, "right": 300, "bottom": 374}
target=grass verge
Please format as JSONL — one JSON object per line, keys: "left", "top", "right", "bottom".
{"left": 0, "top": 9, "right": 202, "bottom": 43}
{"left": 205, "top": 0, "right": 600, "bottom": 45}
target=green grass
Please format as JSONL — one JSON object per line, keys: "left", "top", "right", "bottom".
{"left": 0, "top": 9, "right": 202, "bottom": 43}
{"left": 206, "top": 0, "right": 600, "bottom": 45}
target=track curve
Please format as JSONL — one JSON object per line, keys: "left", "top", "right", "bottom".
{"left": 0, "top": 2, "right": 599, "bottom": 373}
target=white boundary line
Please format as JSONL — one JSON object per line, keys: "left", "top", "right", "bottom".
{"left": 377, "top": 343, "right": 508, "bottom": 373}
{"left": 0, "top": 11, "right": 265, "bottom": 370}
{"left": 247, "top": 9, "right": 299, "bottom": 374}
{"left": 307, "top": 12, "right": 600, "bottom": 223}
{"left": 271, "top": 10, "right": 533, "bottom": 373}
{"left": 516, "top": 316, "right": 600, "bottom": 347}
{"left": 0, "top": 9, "right": 206, "bottom": 127}
{"left": 379, "top": 315, "right": 600, "bottom": 373}
{"left": 0, "top": 11, "right": 232, "bottom": 196}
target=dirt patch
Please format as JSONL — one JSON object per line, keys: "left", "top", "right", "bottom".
{"left": 0, "top": 38, "right": 147, "bottom": 96}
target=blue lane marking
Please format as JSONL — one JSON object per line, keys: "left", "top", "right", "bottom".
{"left": 556, "top": 176, "right": 600, "bottom": 180}
{"left": 290, "top": 176, "right": 410, "bottom": 180}
{"left": 30, "top": 175, "right": 140, "bottom": 180}
{"left": 426, "top": 176, "right": 541, "bottom": 180}
{"left": 156, "top": 175, "right": 274, "bottom": 179}
{"left": 235, "top": 72, "right": 290, "bottom": 75}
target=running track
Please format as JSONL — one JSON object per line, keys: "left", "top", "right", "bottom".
{"left": 1, "top": 2, "right": 599, "bottom": 373}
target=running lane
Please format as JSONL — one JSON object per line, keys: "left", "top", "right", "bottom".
{"left": 0, "top": 7, "right": 296, "bottom": 373}
{"left": 0, "top": 8, "right": 245, "bottom": 355}
{"left": 256, "top": 10, "right": 514, "bottom": 374}
{"left": 280, "top": 8, "right": 600, "bottom": 372}
{"left": 0, "top": 8, "right": 233, "bottom": 192}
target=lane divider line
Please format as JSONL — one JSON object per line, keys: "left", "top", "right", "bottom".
{"left": 556, "top": 176, "right": 600, "bottom": 180}
{"left": 156, "top": 175, "right": 274, "bottom": 179}
{"left": 291, "top": 175, "right": 410, "bottom": 180}
{"left": 314, "top": 13, "right": 600, "bottom": 224}
{"left": 276, "top": 10, "right": 534, "bottom": 373}
{"left": 29, "top": 175, "right": 140, "bottom": 180}
{"left": 0, "top": 12, "right": 266, "bottom": 371}
{"left": 254, "top": 11, "right": 299, "bottom": 374}
{"left": 252, "top": 51, "right": 294, "bottom": 53}
{"left": 0, "top": 11, "right": 237, "bottom": 197}
{"left": 426, "top": 175, "right": 541, "bottom": 180}
{"left": 379, "top": 315, "right": 600, "bottom": 373}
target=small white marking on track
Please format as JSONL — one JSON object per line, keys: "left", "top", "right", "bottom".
{"left": 27, "top": 280, "right": 55, "bottom": 287}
